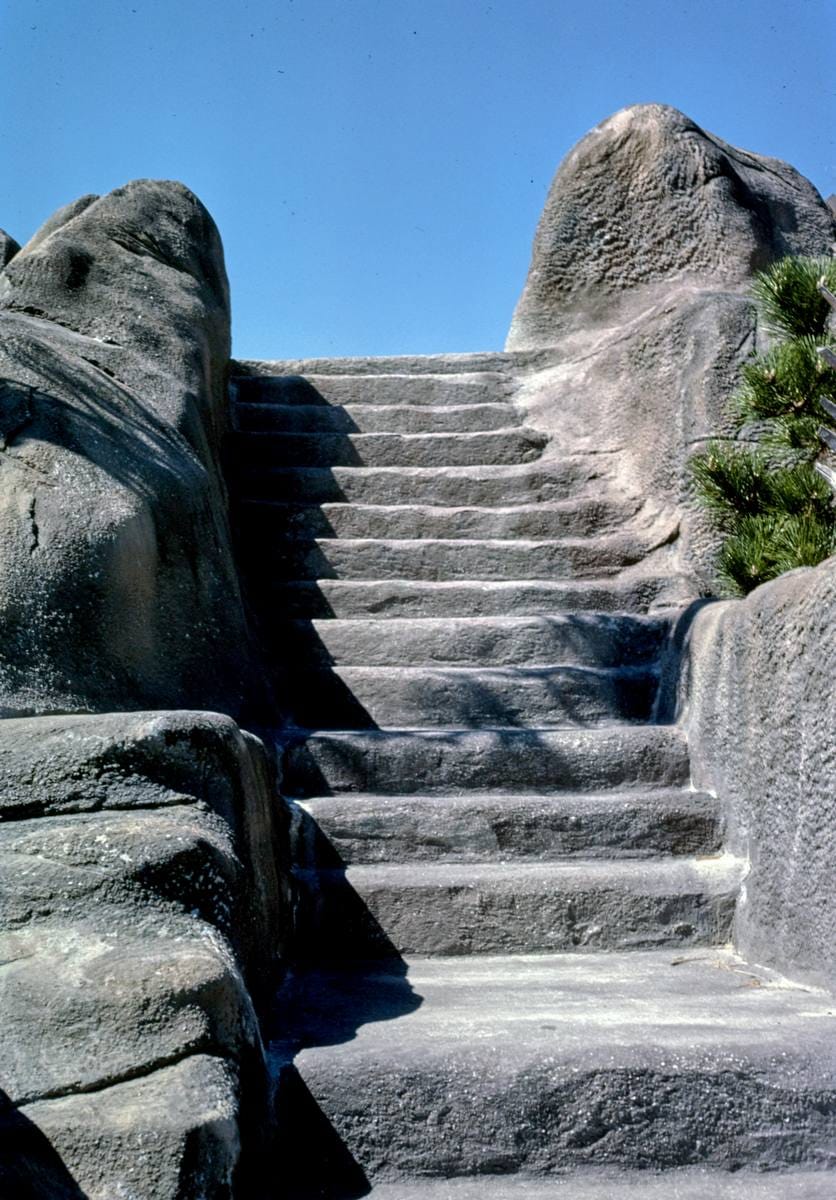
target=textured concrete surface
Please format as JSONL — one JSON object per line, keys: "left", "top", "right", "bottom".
{"left": 266, "top": 576, "right": 686, "bottom": 619}
{"left": 0, "top": 180, "right": 267, "bottom": 721}
{"left": 676, "top": 560, "right": 836, "bottom": 990}
{"left": 276, "top": 951, "right": 836, "bottom": 1181}
{"left": 296, "top": 857, "right": 741, "bottom": 957}
{"left": 0, "top": 711, "right": 287, "bottom": 1196}
{"left": 367, "top": 1172, "right": 836, "bottom": 1198}
{"left": 277, "top": 614, "right": 670, "bottom": 668}
{"left": 280, "top": 726, "right": 690, "bottom": 795}
{"left": 295, "top": 788, "right": 722, "bottom": 864}
{"left": 507, "top": 102, "right": 836, "bottom": 348}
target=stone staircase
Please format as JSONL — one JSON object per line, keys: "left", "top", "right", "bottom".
{"left": 227, "top": 356, "right": 836, "bottom": 1197}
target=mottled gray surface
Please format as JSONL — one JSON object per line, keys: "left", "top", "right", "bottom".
{"left": 501, "top": 105, "right": 836, "bottom": 589}
{"left": 0, "top": 711, "right": 287, "bottom": 1197}
{"left": 367, "top": 1172, "right": 836, "bottom": 1198}
{"left": 508, "top": 102, "right": 836, "bottom": 347}
{"left": 277, "top": 952, "right": 836, "bottom": 1182}
{"left": 0, "top": 180, "right": 266, "bottom": 720}
{"left": 675, "top": 560, "right": 836, "bottom": 990}
{"left": 0, "top": 227, "right": 19, "bottom": 267}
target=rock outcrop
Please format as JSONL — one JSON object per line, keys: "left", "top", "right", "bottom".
{"left": 504, "top": 104, "right": 836, "bottom": 593}
{"left": 0, "top": 709, "right": 288, "bottom": 1197}
{"left": 0, "top": 181, "right": 266, "bottom": 720}
{"left": 508, "top": 103, "right": 836, "bottom": 347}
{"left": 0, "top": 186, "right": 284, "bottom": 1195}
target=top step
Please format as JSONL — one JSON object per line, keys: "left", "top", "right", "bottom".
{"left": 232, "top": 372, "right": 516, "bottom": 408}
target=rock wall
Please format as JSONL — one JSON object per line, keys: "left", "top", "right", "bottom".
{"left": 0, "top": 710, "right": 289, "bottom": 1197}
{"left": 667, "top": 562, "right": 836, "bottom": 989}
{"left": 507, "top": 104, "right": 836, "bottom": 594}
{"left": 0, "top": 186, "right": 286, "bottom": 1195}
{"left": 0, "top": 181, "right": 268, "bottom": 721}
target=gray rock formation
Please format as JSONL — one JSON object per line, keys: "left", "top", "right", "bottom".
{"left": 0, "top": 180, "right": 266, "bottom": 720}
{"left": 502, "top": 104, "right": 836, "bottom": 592}
{"left": 508, "top": 103, "right": 836, "bottom": 347}
{"left": 673, "top": 560, "right": 836, "bottom": 991}
{"left": 1, "top": 710, "right": 287, "bottom": 1197}
{"left": 0, "top": 228, "right": 19, "bottom": 268}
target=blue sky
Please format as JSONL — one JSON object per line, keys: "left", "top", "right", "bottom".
{"left": 1, "top": 1, "right": 834, "bottom": 359}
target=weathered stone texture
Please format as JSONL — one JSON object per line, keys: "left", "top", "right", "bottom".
{"left": 0, "top": 228, "right": 19, "bottom": 268}
{"left": 503, "top": 104, "right": 836, "bottom": 589}
{"left": 672, "top": 561, "right": 836, "bottom": 989}
{"left": 508, "top": 102, "right": 836, "bottom": 347}
{"left": 0, "top": 710, "right": 287, "bottom": 1196}
{"left": 0, "top": 180, "right": 266, "bottom": 720}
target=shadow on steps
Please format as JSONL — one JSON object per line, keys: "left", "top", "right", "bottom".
{"left": 0, "top": 1091, "right": 87, "bottom": 1200}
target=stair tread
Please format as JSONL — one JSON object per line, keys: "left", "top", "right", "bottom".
{"left": 279, "top": 948, "right": 833, "bottom": 1065}
{"left": 317, "top": 663, "right": 656, "bottom": 677}
{"left": 267, "top": 577, "right": 689, "bottom": 618}
{"left": 302, "top": 854, "right": 743, "bottom": 890}
{"left": 277, "top": 614, "right": 670, "bottom": 667}
{"left": 300, "top": 786, "right": 713, "bottom": 804}
{"left": 364, "top": 1170, "right": 836, "bottom": 1198}
{"left": 273, "top": 950, "right": 836, "bottom": 1178}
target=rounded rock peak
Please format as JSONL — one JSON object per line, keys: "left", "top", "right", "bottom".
{"left": 507, "top": 103, "right": 836, "bottom": 349}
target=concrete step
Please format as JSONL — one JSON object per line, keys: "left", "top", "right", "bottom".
{"left": 235, "top": 498, "right": 639, "bottom": 541}
{"left": 232, "top": 370, "right": 515, "bottom": 407}
{"left": 292, "top": 856, "right": 742, "bottom": 957}
{"left": 272, "top": 951, "right": 836, "bottom": 1180}
{"left": 263, "top": 577, "right": 687, "bottom": 618}
{"left": 278, "top": 726, "right": 690, "bottom": 797}
{"left": 229, "top": 461, "right": 612, "bottom": 506}
{"left": 260, "top": 536, "right": 665, "bottom": 583}
{"left": 227, "top": 428, "right": 547, "bottom": 469}
{"left": 294, "top": 788, "right": 723, "bottom": 866}
{"left": 275, "top": 614, "right": 672, "bottom": 668}
{"left": 280, "top": 664, "right": 659, "bottom": 729}
{"left": 363, "top": 1174, "right": 836, "bottom": 1200}
{"left": 234, "top": 401, "right": 522, "bottom": 434}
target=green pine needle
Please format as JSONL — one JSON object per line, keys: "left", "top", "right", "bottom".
{"left": 690, "top": 253, "right": 836, "bottom": 596}
{"left": 752, "top": 256, "right": 836, "bottom": 339}
{"left": 689, "top": 443, "right": 774, "bottom": 529}
{"left": 734, "top": 335, "right": 836, "bottom": 427}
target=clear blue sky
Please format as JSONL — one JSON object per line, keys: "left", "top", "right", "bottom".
{"left": 1, "top": 1, "right": 834, "bottom": 360}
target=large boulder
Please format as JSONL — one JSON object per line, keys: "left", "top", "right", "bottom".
{"left": 0, "top": 709, "right": 288, "bottom": 1197}
{"left": 0, "top": 181, "right": 267, "bottom": 720}
{"left": 508, "top": 103, "right": 836, "bottom": 348}
{"left": 505, "top": 106, "right": 836, "bottom": 593}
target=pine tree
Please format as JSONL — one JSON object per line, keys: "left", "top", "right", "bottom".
{"left": 690, "top": 256, "right": 836, "bottom": 596}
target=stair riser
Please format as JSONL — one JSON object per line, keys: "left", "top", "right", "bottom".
{"left": 234, "top": 403, "right": 522, "bottom": 434}
{"left": 279, "top": 729, "right": 690, "bottom": 797}
{"left": 255, "top": 539, "right": 647, "bottom": 582}
{"left": 275, "top": 615, "right": 671, "bottom": 668}
{"left": 278, "top": 666, "right": 659, "bottom": 729}
{"left": 228, "top": 429, "right": 547, "bottom": 469}
{"left": 293, "top": 869, "right": 735, "bottom": 957}
{"left": 229, "top": 463, "right": 609, "bottom": 506}
{"left": 233, "top": 372, "right": 515, "bottom": 407}
{"left": 294, "top": 793, "right": 723, "bottom": 866}
{"left": 278, "top": 1058, "right": 836, "bottom": 1179}
{"left": 264, "top": 578, "right": 685, "bottom": 618}
{"left": 235, "top": 499, "right": 637, "bottom": 541}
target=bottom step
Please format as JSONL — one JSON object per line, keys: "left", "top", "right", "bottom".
{"left": 367, "top": 1170, "right": 836, "bottom": 1198}
{"left": 273, "top": 950, "right": 836, "bottom": 1188}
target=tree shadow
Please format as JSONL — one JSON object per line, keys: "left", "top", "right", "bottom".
{"left": 0, "top": 1090, "right": 88, "bottom": 1200}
